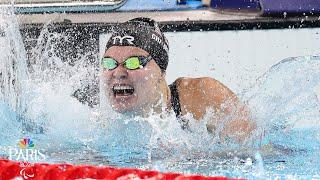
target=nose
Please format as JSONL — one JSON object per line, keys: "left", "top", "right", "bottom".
{"left": 112, "top": 65, "right": 128, "bottom": 79}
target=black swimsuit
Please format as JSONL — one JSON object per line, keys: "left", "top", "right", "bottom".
{"left": 169, "top": 80, "right": 181, "bottom": 117}
{"left": 169, "top": 81, "right": 189, "bottom": 130}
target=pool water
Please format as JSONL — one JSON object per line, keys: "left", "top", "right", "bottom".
{"left": 1, "top": 7, "right": 320, "bottom": 179}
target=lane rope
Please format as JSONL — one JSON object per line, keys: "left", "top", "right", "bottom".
{"left": 0, "top": 159, "right": 233, "bottom": 180}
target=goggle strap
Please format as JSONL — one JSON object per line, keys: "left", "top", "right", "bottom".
{"left": 139, "top": 56, "right": 153, "bottom": 66}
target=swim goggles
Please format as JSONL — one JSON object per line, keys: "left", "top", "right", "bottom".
{"left": 101, "top": 56, "right": 153, "bottom": 70}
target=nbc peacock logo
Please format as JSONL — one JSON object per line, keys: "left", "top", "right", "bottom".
{"left": 18, "top": 138, "right": 35, "bottom": 149}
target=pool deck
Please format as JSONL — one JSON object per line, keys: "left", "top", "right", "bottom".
{"left": 16, "top": 10, "right": 260, "bottom": 24}
{"left": 17, "top": 9, "right": 320, "bottom": 32}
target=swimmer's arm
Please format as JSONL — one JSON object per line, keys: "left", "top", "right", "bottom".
{"left": 175, "top": 77, "right": 255, "bottom": 142}
{"left": 204, "top": 78, "right": 256, "bottom": 143}
{"left": 218, "top": 104, "right": 256, "bottom": 143}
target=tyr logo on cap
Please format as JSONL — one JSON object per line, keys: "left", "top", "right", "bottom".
{"left": 112, "top": 35, "right": 135, "bottom": 45}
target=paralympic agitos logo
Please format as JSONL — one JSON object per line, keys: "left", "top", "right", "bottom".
{"left": 6, "top": 137, "right": 46, "bottom": 179}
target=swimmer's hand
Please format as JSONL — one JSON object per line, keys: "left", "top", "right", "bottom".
{"left": 207, "top": 118, "right": 256, "bottom": 144}
{"left": 220, "top": 118, "right": 256, "bottom": 143}
{"left": 206, "top": 106, "right": 256, "bottom": 144}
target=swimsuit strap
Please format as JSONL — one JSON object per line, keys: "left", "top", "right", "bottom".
{"left": 169, "top": 81, "right": 190, "bottom": 131}
{"left": 169, "top": 81, "right": 191, "bottom": 131}
{"left": 169, "top": 80, "right": 181, "bottom": 117}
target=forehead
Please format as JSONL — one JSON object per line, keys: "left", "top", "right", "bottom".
{"left": 104, "top": 46, "right": 149, "bottom": 61}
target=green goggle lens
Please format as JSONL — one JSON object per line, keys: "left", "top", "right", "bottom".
{"left": 124, "top": 57, "right": 141, "bottom": 70}
{"left": 101, "top": 57, "right": 118, "bottom": 70}
{"left": 101, "top": 57, "right": 143, "bottom": 70}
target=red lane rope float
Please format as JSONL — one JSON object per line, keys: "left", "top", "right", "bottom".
{"left": 0, "top": 159, "right": 235, "bottom": 180}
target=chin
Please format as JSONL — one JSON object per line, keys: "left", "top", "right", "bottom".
{"left": 111, "top": 103, "right": 136, "bottom": 114}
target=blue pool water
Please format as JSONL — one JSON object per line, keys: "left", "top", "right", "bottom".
{"left": 1, "top": 7, "right": 320, "bottom": 179}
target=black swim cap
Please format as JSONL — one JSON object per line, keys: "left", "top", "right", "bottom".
{"left": 105, "top": 17, "right": 169, "bottom": 72}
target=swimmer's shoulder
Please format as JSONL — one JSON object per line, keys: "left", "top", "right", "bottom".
{"left": 173, "top": 77, "right": 236, "bottom": 99}
{"left": 172, "top": 77, "right": 237, "bottom": 119}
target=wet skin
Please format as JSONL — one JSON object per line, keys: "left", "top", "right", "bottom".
{"left": 103, "top": 46, "right": 255, "bottom": 141}
{"left": 173, "top": 77, "right": 255, "bottom": 142}
{"left": 102, "top": 46, "right": 170, "bottom": 116}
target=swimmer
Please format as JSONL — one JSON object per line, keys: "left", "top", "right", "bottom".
{"left": 101, "top": 18, "right": 255, "bottom": 142}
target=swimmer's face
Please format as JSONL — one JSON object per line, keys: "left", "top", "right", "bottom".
{"left": 102, "top": 46, "right": 164, "bottom": 114}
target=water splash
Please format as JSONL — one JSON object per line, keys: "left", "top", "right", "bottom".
{"left": 0, "top": 7, "right": 28, "bottom": 115}
{"left": 245, "top": 56, "right": 320, "bottom": 151}
{"left": 243, "top": 55, "right": 320, "bottom": 178}
{"left": 0, "top": 6, "right": 99, "bottom": 151}
{"left": 23, "top": 25, "right": 99, "bottom": 150}
{"left": 0, "top": 6, "right": 28, "bottom": 146}
{"left": 0, "top": 6, "right": 319, "bottom": 178}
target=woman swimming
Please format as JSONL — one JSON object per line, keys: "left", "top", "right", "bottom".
{"left": 101, "top": 17, "right": 255, "bottom": 142}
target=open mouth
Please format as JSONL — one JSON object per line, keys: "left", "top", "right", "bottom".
{"left": 112, "top": 84, "right": 134, "bottom": 96}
